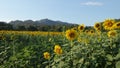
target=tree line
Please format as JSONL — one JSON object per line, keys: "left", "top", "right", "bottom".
{"left": 0, "top": 21, "right": 77, "bottom": 32}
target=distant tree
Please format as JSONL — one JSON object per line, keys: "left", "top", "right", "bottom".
{"left": 17, "top": 26, "right": 26, "bottom": 31}
{"left": 41, "top": 26, "right": 48, "bottom": 31}
{"left": 27, "top": 26, "right": 38, "bottom": 31}
{"left": 7, "top": 24, "right": 13, "bottom": 30}
{"left": 0, "top": 22, "right": 13, "bottom": 30}
{"left": 57, "top": 26, "right": 63, "bottom": 32}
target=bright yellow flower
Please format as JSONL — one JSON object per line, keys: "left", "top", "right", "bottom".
{"left": 89, "top": 30, "right": 94, "bottom": 35}
{"left": 94, "top": 22, "right": 101, "bottom": 31}
{"left": 85, "top": 30, "right": 89, "bottom": 34}
{"left": 72, "top": 27, "right": 77, "bottom": 30}
{"left": 103, "top": 19, "right": 115, "bottom": 30}
{"left": 96, "top": 27, "right": 101, "bottom": 31}
{"left": 107, "top": 30, "right": 117, "bottom": 38}
{"left": 66, "top": 29, "right": 78, "bottom": 41}
{"left": 113, "top": 22, "right": 120, "bottom": 29}
{"left": 116, "top": 22, "right": 120, "bottom": 28}
{"left": 54, "top": 45, "right": 62, "bottom": 55}
{"left": 43, "top": 52, "right": 50, "bottom": 59}
{"left": 77, "top": 38, "right": 82, "bottom": 42}
{"left": 78, "top": 24, "right": 85, "bottom": 31}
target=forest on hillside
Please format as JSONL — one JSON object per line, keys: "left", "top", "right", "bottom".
{"left": 0, "top": 18, "right": 120, "bottom": 31}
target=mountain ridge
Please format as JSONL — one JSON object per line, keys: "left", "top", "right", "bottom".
{"left": 9, "top": 18, "right": 75, "bottom": 27}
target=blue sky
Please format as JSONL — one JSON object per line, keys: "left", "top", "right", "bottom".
{"left": 0, "top": 0, "right": 120, "bottom": 26}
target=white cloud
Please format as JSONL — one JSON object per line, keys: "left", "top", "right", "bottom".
{"left": 81, "top": 2, "right": 103, "bottom": 6}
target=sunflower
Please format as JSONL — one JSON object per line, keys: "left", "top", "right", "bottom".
{"left": 94, "top": 22, "right": 101, "bottom": 31}
{"left": 43, "top": 52, "right": 50, "bottom": 59}
{"left": 113, "top": 22, "right": 120, "bottom": 29}
{"left": 103, "top": 19, "right": 115, "bottom": 30}
{"left": 107, "top": 30, "right": 117, "bottom": 38}
{"left": 54, "top": 45, "right": 62, "bottom": 55}
{"left": 72, "top": 27, "right": 77, "bottom": 30}
{"left": 78, "top": 24, "right": 85, "bottom": 31}
{"left": 66, "top": 29, "right": 78, "bottom": 41}
{"left": 96, "top": 27, "right": 101, "bottom": 31}
{"left": 77, "top": 38, "right": 82, "bottom": 42}
{"left": 90, "top": 30, "right": 94, "bottom": 34}
{"left": 85, "top": 30, "right": 89, "bottom": 34}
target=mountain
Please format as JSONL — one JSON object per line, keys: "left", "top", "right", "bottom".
{"left": 8, "top": 19, "right": 77, "bottom": 31}
{"left": 9, "top": 18, "right": 75, "bottom": 27}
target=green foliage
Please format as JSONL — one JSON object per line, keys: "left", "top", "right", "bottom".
{"left": 0, "top": 30, "right": 120, "bottom": 68}
{"left": 0, "top": 34, "right": 65, "bottom": 68}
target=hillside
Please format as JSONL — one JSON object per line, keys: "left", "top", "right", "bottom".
{"left": 9, "top": 19, "right": 73, "bottom": 27}
{"left": 0, "top": 19, "right": 78, "bottom": 31}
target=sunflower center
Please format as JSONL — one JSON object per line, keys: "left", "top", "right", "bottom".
{"left": 69, "top": 33, "right": 75, "bottom": 38}
{"left": 108, "top": 22, "right": 113, "bottom": 27}
{"left": 95, "top": 24, "right": 100, "bottom": 27}
{"left": 110, "top": 32, "right": 116, "bottom": 36}
{"left": 117, "top": 23, "right": 120, "bottom": 26}
{"left": 91, "top": 31, "right": 94, "bottom": 33}
{"left": 80, "top": 26, "right": 84, "bottom": 30}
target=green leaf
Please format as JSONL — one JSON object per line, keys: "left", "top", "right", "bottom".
{"left": 79, "top": 58, "right": 84, "bottom": 63}
{"left": 116, "top": 61, "right": 120, "bottom": 68}
{"left": 114, "top": 52, "right": 120, "bottom": 60}
{"left": 107, "top": 61, "right": 112, "bottom": 65}
{"left": 9, "top": 56, "right": 17, "bottom": 61}
{"left": 106, "top": 54, "right": 113, "bottom": 61}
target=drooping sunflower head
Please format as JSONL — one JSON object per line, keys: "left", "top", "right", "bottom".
{"left": 78, "top": 24, "right": 85, "bottom": 31}
{"left": 94, "top": 22, "right": 101, "bottom": 31}
{"left": 107, "top": 30, "right": 117, "bottom": 38}
{"left": 54, "top": 45, "right": 62, "bottom": 55}
{"left": 43, "top": 52, "right": 50, "bottom": 59}
{"left": 66, "top": 29, "right": 78, "bottom": 41}
{"left": 103, "top": 19, "right": 115, "bottom": 30}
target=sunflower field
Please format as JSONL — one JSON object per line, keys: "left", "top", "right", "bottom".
{"left": 0, "top": 19, "right": 120, "bottom": 68}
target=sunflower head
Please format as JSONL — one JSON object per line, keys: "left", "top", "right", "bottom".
{"left": 72, "top": 27, "right": 77, "bottom": 30}
{"left": 85, "top": 30, "right": 89, "bottom": 34}
{"left": 66, "top": 29, "right": 78, "bottom": 41}
{"left": 107, "top": 30, "right": 117, "bottom": 38}
{"left": 43, "top": 52, "right": 50, "bottom": 59}
{"left": 54, "top": 45, "right": 62, "bottom": 55}
{"left": 96, "top": 27, "right": 101, "bottom": 31}
{"left": 89, "top": 30, "right": 95, "bottom": 35}
{"left": 78, "top": 24, "right": 85, "bottom": 31}
{"left": 94, "top": 22, "right": 101, "bottom": 31}
{"left": 113, "top": 22, "right": 120, "bottom": 29}
{"left": 103, "top": 19, "right": 115, "bottom": 30}
{"left": 90, "top": 30, "right": 94, "bottom": 33}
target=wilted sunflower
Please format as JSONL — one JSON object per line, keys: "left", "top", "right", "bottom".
{"left": 43, "top": 52, "right": 50, "bottom": 59}
{"left": 66, "top": 29, "right": 78, "bottom": 41}
{"left": 54, "top": 45, "right": 62, "bottom": 55}
{"left": 78, "top": 24, "right": 85, "bottom": 31}
{"left": 103, "top": 19, "right": 115, "bottom": 30}
{"left": 107, "top": 30, "right": 117, "bottom": 38}
{"left": 94, "top": 22, "right": 101, "bottom": 31}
